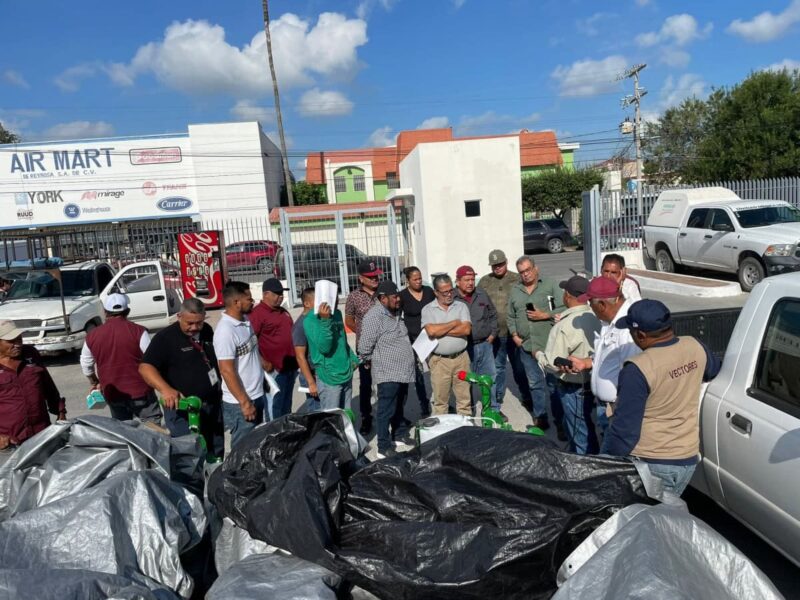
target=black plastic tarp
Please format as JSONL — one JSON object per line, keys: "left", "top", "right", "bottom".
{"left": 209, "top": 413, "right": 653, "bottom": 599}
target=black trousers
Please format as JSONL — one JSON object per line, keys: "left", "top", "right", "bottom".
{"left": 358, "top": 363, "right": 373, "bottom": 420}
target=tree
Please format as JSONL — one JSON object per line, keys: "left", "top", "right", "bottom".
{"left": 292, "top": 181, "right": 327, "bottom": 206}
{"left": 643, "top": 69, "right": 800, "bottom": 183}
{"left": 0, "top": 122, "right": 20, "bottom": 144}
{"left": 520, "top": 168, "right": 603, "bottom": 218}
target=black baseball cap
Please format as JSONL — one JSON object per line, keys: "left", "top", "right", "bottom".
{"left": 559, "top": 275, "right": 589, "bottom": 298}
{"left": 376, "top": 280, "right": 399, "bottom": 296}
{"left": 262, "top": 278, "right": 285, "bottom": 294}
{"left": 358, "top": 261, "right": 384, "bottom": 277}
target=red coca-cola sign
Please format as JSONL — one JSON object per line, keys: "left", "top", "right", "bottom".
{"left": 129, "top": 146, "right": 183, "bottom": 165}
{"left": 177, "top": 231, "right": 226, "bottom": 308}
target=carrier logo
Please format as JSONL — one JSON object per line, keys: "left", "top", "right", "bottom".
{"left": 156, "top": 196, "right": 193, "bottom": 212}
{"left": 81, "top": 190, "right": 125, "bottom": 200}
{"left": 64, "top": 203, "right": 81, "bottom": 219}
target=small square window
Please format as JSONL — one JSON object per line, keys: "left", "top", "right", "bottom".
{"left": 334, "top": 176, "right": 347, "bottom": 193}
{"left": 353, "top": 174, "right": 366, "bottom": 191}
{"left": 464, "top": 200, "right": 481, "bottom": 218}
{"left": 387, "top": 172, "right": 400, "bottom": 189}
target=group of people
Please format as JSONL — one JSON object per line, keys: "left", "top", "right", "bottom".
{"left": 0, "top": 250, "right": 720, "bottom": 495}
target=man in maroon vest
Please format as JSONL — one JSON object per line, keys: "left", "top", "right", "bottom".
{"left": 80, "top": 293, "right": 162, "bottom": 424}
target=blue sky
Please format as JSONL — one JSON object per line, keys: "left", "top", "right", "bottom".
{"left": 1, "top": 0, "right": 798, "bottom": 177}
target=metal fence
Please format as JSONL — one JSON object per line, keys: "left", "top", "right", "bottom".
{"left": 584, "top": 176, "right": 800, "bottom": 274}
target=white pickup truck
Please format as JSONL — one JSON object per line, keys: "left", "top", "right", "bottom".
{"left": 643, "top": 187, "right": 800, "bottom": 291}
{"left": 0, "top": 260, "right": 181, "bottom": 353}
{"left": 690, "top": 271, "right": 800, "bottom": 567}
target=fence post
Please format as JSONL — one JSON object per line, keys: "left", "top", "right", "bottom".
{"left": 387, "top": 203, "right": 401, "bottom": 285}
{"left": 583, "top": 185, "right": 601, "bottom": 276}
{"left": 334, "top": 212, "right": 350, "bottom": 296}
{"left": 279, "top": 209, "right": 299, "bottom": 306}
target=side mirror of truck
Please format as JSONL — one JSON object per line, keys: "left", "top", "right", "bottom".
{"left": 712, "top": 223, "right": 734, "bottom": 232}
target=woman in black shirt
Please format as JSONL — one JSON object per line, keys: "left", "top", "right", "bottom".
{"left": 398, "top": 266, "right": 435, "bottom": 417}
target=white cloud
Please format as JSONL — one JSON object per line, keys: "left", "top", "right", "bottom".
{"left": 728, "top": 0, "right": 800, "bottom": 43}
{"left": 60, "top": 14, "right": 368, "bottom": 96}
{"left": 417, "top": 116, "right": 449, "bottom": 129}
{"left": 764, "top": 58, "right": 800, "bottom": 72}
{"left": 367, "top": 125, "right": 395, "bottom": 147}
{"left": 659, "top": 73, "right": 707, "bottom": 109}
{"left": 297, "top": 88, "right": 354, "bottom": 117}
{"left": 455, "top": 110, "right": 540, "bottom": 135}
{"left": 53, "top": 64, "right": 97, "bottom": 92}
{"left": 576, "top": 12, "right": 614, "bottom": 37}
{"left": 636, "top": 14, "right": 712, "bottom": 47}
{"left": 660, "top": 48, "right": 691, "bottom": 68}
{"left": 0, "top": 108, "right": 46, "bottom": 139}
{"left": 230, "top": 100, "right": 274, "bottom": 123}
{"left": 452, "top": 0, "right": 467, "bottom": 8}
{"left": 356, "top": 0, "right": 397, "bottom": 20}
{"left": 2, "top": 70, "right": 29, "bottom": 89}
{"left": 551, "top": 55, "right": 627, "bottom": 97}
{"left": 42, "top": 121, "right": 114, "bottom": 140}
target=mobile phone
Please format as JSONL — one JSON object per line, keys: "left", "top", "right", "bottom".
{"left": 554, "top": 357, "right": 573, "bottom": 368}
{"left": 526, "top": 302, "right": 535, "bottom": 311}
{"left": 547, "top": 295, "right": 556, "bottom": 311}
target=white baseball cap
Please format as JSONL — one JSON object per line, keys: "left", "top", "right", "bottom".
{"left": 0, "top": 319, "right": 23, "bottom": 341}
{"left": 103, "top": 293, "right": 129, "bottom": 313}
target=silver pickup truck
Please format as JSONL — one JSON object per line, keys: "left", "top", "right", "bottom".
{"left": 643, "top": 188, "right": 800, "bottom": 291}
{"left": 690, "top": 271, "right": 800, "bottom": 567}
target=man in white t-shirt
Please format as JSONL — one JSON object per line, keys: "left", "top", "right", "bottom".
{"left": 565, "top": 277, "right": 641, "bottom": 437}
{"left": 213, "top": 281, "right": 266, "bottom": 447}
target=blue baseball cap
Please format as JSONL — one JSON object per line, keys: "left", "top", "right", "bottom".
{"left": 616, "top": 299, "right": 672, "bottom": 332}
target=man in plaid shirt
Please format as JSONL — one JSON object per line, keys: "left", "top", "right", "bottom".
{"left": 358, "top": 280, "right": 415, "bottom": 459}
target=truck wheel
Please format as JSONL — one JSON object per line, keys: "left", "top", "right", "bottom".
{"left": 655, "top": 248, "right": 675, "bottom": 273}
{"left": 547, "top": 238, "right": 563, "bottom": 254}
{"left": 738, "top": 257, "right": 765, "bottom": 292}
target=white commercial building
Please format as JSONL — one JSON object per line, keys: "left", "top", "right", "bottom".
{"left": 399, "top": 136, "right": 524, "bottom": 280}
{"left": 0, "top": 121, "right": 283, "bottom": 246}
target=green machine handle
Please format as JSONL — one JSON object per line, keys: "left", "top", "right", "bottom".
{"left": 159, "top": 395, "right": 220, "bottom": 462}
{"left": 457, "top": 370, "right": 544, "bottom": 436}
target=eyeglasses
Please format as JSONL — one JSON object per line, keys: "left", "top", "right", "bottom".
{"left": 519, "top": 266, "right": 536, "bottom": 275}
{"left": 436, "top": 288, "right": 454, "bottom": 295}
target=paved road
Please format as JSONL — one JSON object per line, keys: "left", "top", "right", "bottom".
{"left": 30, "top": 250, "right": 798, "bottom": 594}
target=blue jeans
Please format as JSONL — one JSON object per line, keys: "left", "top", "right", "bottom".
{"left": 596, "top": 403, "right": 610, "bottom": 438}
{"left": 645, "top": 462, "right": 697, "bottom": 496}
{"left": 222, "top": 394, "right": 266, "bottom": 449}
{"left": 399, "top": 359, "right": 430, "bottom": 416}
{"left": 377, "top": 382, "right": 407, "bottom": 452}
{"left": 492, "top": 336, "right": 532, "bottom": 406}
{"left": 556, "top": 380, "right": 598, "bottom": 454}
{"left": 269, "top": 370, "right": 298, "bottom": 420}
{"left": 298, "top": 372, "right": 319, "bottom": 412}
{"left": 518, "top": 350, "right": 549, "bottom": 418}
{"left": 468, "top": 341, "right": 497, "bottom": 410}
{"left": 317, "top": 378, "right": 352, "bottom": 411}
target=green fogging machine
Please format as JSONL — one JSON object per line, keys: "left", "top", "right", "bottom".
{"left": 159, "top": 395, "right": 221, "bottom": 463}
{"left": 457, "top": 370, "right": 545, "bottom": 436}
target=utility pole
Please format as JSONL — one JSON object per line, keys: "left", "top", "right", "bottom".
{"left": 262, "top": 0, "right": 294, "bottom": 206}
{"left": 618, "top": 63, "right": 647, "bottom": 216}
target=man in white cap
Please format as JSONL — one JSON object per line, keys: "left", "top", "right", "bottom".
{"left": 0, "top": 319, "right": 65, "bottom": 453}
{"left": 80, "top": 293, "right": 162, "bottom": 424}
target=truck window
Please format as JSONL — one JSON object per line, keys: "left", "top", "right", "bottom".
{"left": 96, "top": 265, "right": 114, "bottom": 291}
{"left": 733, "top": 205, "right": 800, "bottom": 228}
{"left": 120, "top": 265, "right": 160, "bottom": 293}
{"left": 708, "top": 209, "right": 733, "bottom": 230}
{"left": 752, "top": 299, "right": 800, "bottom": 419}
{"left": 686, "top": 208, "right": 710, "bottom": 228}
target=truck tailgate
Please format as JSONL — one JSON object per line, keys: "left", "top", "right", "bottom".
{"left": 672, "top": 308, "right": 743, "bottom": 362}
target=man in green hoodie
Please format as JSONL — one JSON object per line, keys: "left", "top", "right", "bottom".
{"left": 304, "top": 298, "right": 359, "bottom": 410}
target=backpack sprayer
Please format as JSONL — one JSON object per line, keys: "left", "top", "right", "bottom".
{"left": 416, "top": 371, "right": 544, "bottom": 445}
{"left": 159, "top": 395, "right": 221, "bottom": 463}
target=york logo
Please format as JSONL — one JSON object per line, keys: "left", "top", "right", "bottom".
{"left": 156, "top": 196, "right": 192, "bottom": 211}
{"left": 28, "top": 190, "right": 64, "bottom": 204}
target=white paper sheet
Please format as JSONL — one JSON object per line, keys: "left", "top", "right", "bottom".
{"left": 263, "top": 369, "right": 281, "bottom": 394}
{"left": 412, "top": 329, "right": 438, "bottom": 362}
{"left": 313, "top": 279, "right": 338, "bottom": 315}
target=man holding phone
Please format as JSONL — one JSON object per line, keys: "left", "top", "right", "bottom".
{"left": 507, "top": 256, "right": 564, "bottom": 430}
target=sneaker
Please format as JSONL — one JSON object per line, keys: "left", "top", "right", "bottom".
{"left": 532, "top": 415, "right": 550, "bottom": 431}
{"left": 359, "top": 417, "right": 372, "bottom": 436}
{"left": 393, "top": 431, "right": 415, "bottom": 447}
{"left": 376, "top": 447, "right": 398, "bottom": 459}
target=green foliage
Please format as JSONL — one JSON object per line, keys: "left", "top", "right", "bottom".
{"left": 521, "top": 168, "right": 603, "bottom": 218}
{"left": 644, "top": 69, "right": 800, "bottom": 183}
{"left": 292, "top": 181, "right": 328, "bottom": 206}
{"left": 0, "top": 122, "right": 20, "bottom": 144}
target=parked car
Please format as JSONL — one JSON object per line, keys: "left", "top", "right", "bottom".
{"left": 225, "top": 240, "right": 280, "bottom": 273}
{"left": 684, "top": 271, "right": 800, "bottom": 567}
{"left": 523, "top": 218, "right": 573, "bottom": 254}
{"left": 600, "top": 215, "right": 643, "bottom": 250}
{"left": 0, "top": 260, "right": 177, "bottom": 353}
{"left": 643, "top": 187, "right": 800, "bottom": 291}
{"left": 274, "top": 243, "right": 393, "bottom": 294}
